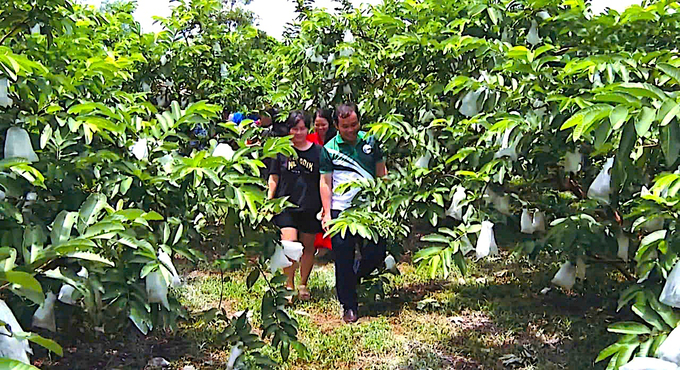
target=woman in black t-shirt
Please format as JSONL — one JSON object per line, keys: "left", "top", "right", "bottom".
{"left": 267, "top": 111, "right": 322, "bottom": 301}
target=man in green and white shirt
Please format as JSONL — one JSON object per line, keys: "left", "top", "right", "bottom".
{"left": 319, "top": 102, "right": 387, "bottom": 323}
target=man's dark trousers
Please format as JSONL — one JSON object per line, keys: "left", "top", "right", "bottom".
{"left": 331, "top": 210, "right": 387, "bottom": 311}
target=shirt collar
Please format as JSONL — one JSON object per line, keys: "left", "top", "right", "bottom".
{"left": 335, "top": 131, "right": 366, "bottom": 146}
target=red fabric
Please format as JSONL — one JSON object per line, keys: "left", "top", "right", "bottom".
{"left": 314, "top": 232, "right": 332, "bottom": 250}
{"left": 307, "top": 132, "right": 323, "bottom": 145}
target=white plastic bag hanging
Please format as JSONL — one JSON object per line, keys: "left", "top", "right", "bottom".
{"left": 158, "top": 248, "right": 181, "bottom": 287}
{"left": 551, "top": 262, "right": 576, "bottom": 290}
{"left": 532, "top": 211, "right": 546, "bottom": 233}
{"left": 226, "top": 342, "right": 244, "bottom": 370}
{"left": 617, "top": 231, "right": 630, "bottom": 261}
{"left": 4, "top": 127, "right": 39, "bottom": 162}
{"left": 458, "top": 88, "right": 483, "bottom": 117}
{"left": 32, "top": 292, "right": 57, "bottom": 332}
{"left": 563, "top": 151, "right": 582, "bottom": 174}
{"left": 576, "top": 258, "right": 586, "bottom": 280}
{"left": 384, "top": 255, "right": 398, "bottom": 274}
{"left": 446, "top": 186, "right": 466, "bottom": 220}
{"left": 281, "top": 240, "right": 304, "bottom": 262}
{"left": 130, "top": 138, "right": 149, "bottom": 160}
{"left": 587, "top": 158, "right": 614, "bottom": 204}
{"left": 343, "top": 29, "right": 355, "bottom": 43}
{"left": 269, "top": 241, "right": 304, "bottom": 273}
{"left": 270, "top": 247, "right": 292, "bottom": 273}
{"left": 220, "top": 63, "right": 228, "bottom": 79}
{"left": 620, "top": 357, "right": 679, "bottom": 370}
{"left": 57, "top": 267, "right": 88, "bottom": 305}
{"left": 657, "top": 325, "right": 680, "bottom": 365}
{"left": 476, "top": 221, "right": 498, "bottom": 259}
{"left": 415, "top": 153, "right": 431, "bottom": 169}
{"left": 146, "top": 270, "right": 170, "bottom": 310}
{"left": 0, "top": 78, "right": 13, "bottom": 108}
{"left": 521, "top": 209, "right": 534, "bottom": 234}
{"left": 0, "top": 299, "right": 32, "bottom": 364}
{"left": 527, "top": 20, "right": 541, "bottom": 45}
{"left": 660, "top": 261, "right": 680, "bottom": 308}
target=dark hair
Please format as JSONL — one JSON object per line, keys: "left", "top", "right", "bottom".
{"left": 334, "top": 102, "right": 361, "bottom": 123}
{"left": 314, "top": 108, "right": 337, "bottom": 143}
{"left": 284, "top": 110, "right": 310, "bottom": 131}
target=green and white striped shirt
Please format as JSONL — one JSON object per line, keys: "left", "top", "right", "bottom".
{"left": 320, "top": 131, "right": 384, "bottom": 211}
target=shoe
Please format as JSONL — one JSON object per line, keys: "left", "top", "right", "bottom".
{"left": 343, "top": 309, "right": 358, "bottom": 323}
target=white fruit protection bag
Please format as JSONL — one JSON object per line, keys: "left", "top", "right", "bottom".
{"left": 656, "top": 325, "right": 680, "bottom": 365}
{"left": 476, "top": 221, "right": 498, "bottom": 259}
{"left": 32, "top": 292, "right": 57, "bottom": 332}
{"left": 551, "top": 262, "right": 576, "bottom": 290}
{"left": 660, "top": 262, "right": 680, "bottom": 308}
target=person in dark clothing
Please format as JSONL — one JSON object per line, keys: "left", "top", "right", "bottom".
{"left": 268, "top": 110, "right": 323, "bottom": 301}
{"left": 319, "top": 102, "right": 389, "bottom": 323}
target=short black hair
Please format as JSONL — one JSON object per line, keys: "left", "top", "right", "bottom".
{"left": 314, "top": 108, "right": 337, "bottom": 143}
{"left": 334, "top": 102, "right": 361, "bottom": 123}
{"left": 284, "top": 110, "right": 310, "bottom": 131}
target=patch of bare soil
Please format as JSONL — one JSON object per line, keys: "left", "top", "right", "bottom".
{"left": 34, "top": 326, "right": 200, "bottom": 370}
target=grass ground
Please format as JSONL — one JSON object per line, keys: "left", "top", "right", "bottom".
{"left": 37, "top": 250, "right": 626, "bottom": 369}
{"left": 173, "top": 251, "right": 621, "bottom": 369}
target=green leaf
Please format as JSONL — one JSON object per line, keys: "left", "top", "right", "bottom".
{"left": 658, "top": 100, "right": 680, "bottom": 126}
{"left": 658, "top": 63, "right": 680, "bottom": 83}
{"left": 609, "top": 105, "right": 629, "bottom": 130}
{"left": 40, "top": 125, "right": 53, "bottom": 149}
{"left": 607, "top": 321, "right": 651, "bottom": 335}
{"left": 246, "top": 269, "right": 260, "bottom": 289}
{"left": 660, "top": 121, "right": 680, "bottom": 167}
{"left": 596, "top": 342, "right": 622, "bottom": 363}
{"left": 420, "top": 233, "right": 451, "bottom": 244}
{"left": 15, "top": 332, "right": 63, "bottom": 356}
{"left": 632, "top": 302, "right": 669, "bottom": 331}
{"left": 0, "top": 271, "right": 43, "bottom": 303}
{"left": 172, "top": 223, "right": 183, "bottom": 245}
{"left": 635, "top": 107, "right": 656, "bottom": 137}
{"left": 641, "top": 230, "right": 667, "bottom": 247}
{"left": 617, "top": 83, "right": 667, "bottom": 101}
{"left": 78, "top": 194, "right": 107, "bottom": 230}
{"left": 51, "top": 211, "right": 78, "bottom": 246}
{"left": 65, "top": 251, "right": 114, "bottom": 266}
{"left": 0, "top": 358, "right": 41, "bottom": 370}
{"left": 10, "top": 164, "right": 45, "bottom": 188}
{"left": 429, "top": 255, "right": 441, "bottom": 279}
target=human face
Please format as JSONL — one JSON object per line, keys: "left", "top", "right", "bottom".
{"left": 289, "top": 119, "right": 308, "bottom": 145}
{"left": 314, "top": 116, "right": 329, "bottom": 137}
{"left": 336, "top": 111, "right": 360, "bottom": 143}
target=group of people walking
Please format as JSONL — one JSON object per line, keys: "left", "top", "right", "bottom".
{"left": 265, "top": 102, "right": 391, "bottom": 323}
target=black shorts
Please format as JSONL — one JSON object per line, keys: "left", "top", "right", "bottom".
{"left": 274, "top": 210, "right": 323, "bottom": 234}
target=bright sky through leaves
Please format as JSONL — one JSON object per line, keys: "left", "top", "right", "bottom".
{"left": 82, "top": 0, "right": 644, "bottom": 38}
